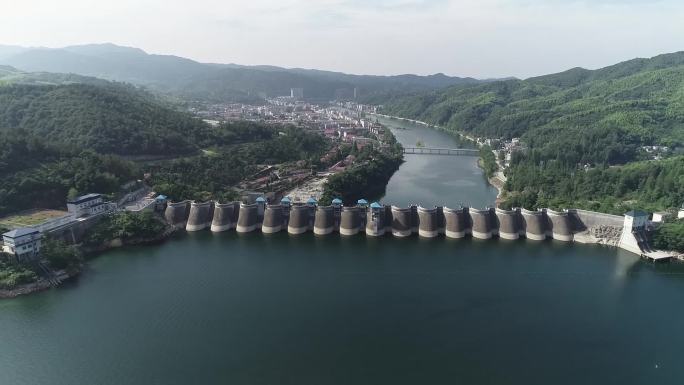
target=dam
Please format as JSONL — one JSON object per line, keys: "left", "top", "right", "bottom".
{"left": 166, "top": 199, "right": 647, "bottom": 256}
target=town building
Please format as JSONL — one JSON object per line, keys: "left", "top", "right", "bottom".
{"left": 2, "top": 227, "right": 42, "bottom": 262}
{"left": 67, "top": 193, "right": 108, "bottom": 217}
{"left": 290, "top": 88, "right": 304, "bottom": 100}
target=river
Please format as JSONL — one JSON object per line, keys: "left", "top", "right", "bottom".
{"left": 1, "top": 119, "right": 683, "bottom": 385}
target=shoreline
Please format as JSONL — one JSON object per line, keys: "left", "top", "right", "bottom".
{"left": 0, "top": 270, "right": 74, "bottom": 299}
{"left": 477, "top": 158, "right": 504, "bottom": 199}
{"left": 1, "top": 224, "right": 177, "bottom": 300}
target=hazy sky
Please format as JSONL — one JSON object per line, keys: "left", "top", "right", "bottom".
{"left": 2, "top": 0, "right": 683, "bottom": 78}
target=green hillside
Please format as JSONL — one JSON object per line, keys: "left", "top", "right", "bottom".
{"left": 0, "top": 83, "right": 212, "bottom": 155}
{"left": 381, "top": 51, "right": 684, "bottom": 162}
{"left": 381, "top": 52, "right": 684, "bottom": 213}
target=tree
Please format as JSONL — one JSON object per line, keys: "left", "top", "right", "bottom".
{"left": 41, "top": 238, "right": 81, "bottom": 270}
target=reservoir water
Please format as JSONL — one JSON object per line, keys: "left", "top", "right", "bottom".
{"left": 1, "top": 119, "right": 684, "bottom": 385}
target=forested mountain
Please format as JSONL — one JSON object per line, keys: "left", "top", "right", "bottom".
{"left": 0, "top": 83, "right": 212, "bottom": 155}
{"left": 380, "top": 51, "right": 684, "bottom": 213}
{"left": 382, "top": 51, "right": 684, "bottom": 162}
{"left": 0, "top": 43, "right": 479, "bottom": 102}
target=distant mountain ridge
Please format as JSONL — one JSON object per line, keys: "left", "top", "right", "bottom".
{"left": 0, "top": 43, "right": 480, "bottom": 102}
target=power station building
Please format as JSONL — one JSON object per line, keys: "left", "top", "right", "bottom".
{"left": 2, "top": 228, "right": 42, "bottom": 262}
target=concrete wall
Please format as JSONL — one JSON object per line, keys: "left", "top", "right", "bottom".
{"left": 46, "top": 214, "right": 106, "bottom": 244}
{"left": 569, "top": 209, "right": 623, "bottom": 231}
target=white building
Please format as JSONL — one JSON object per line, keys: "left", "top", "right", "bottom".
{"left": 678, "top": 205, "right": 684, "bottom": 219}
{"left": 290, "top": 88, "right": 304, "bottom": 100}
{"left": 67, "top": 193, "right": 107, "bottom": 217}
{"left": 651, "top": 211, "right": 672, "bottom": 223}
{"left": 2, "top": 228, "right": 42, "bottom": 262}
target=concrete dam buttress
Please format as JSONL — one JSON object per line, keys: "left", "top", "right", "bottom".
{"left": 444, "top": 206, "right": 468, "bottom": 239}
{"left": 313, "top": 206, "right": 335, "bottom": 235}
{"left": 164, "top": 201, "right": 191, "bottom": 228}
{"left": 288, "top": 205, "right": 312, "bottom": 235}
{"left": 262, "top": 204, "right": 284, "bottom": 234}
{"left": 340, "top": 207, "right": 362, "bottom": 236}
{"left": 547, "top": 209, "right": 573, "bottom": 242}
{"left": 186, "top": 201, "right": 214, "bottom": 232}
{"left": 211, "top": 202, "right": 238, "bottom": 232}
{"left": 496, "top": 208, "right": 520, "bottom": 240}
{"left": 391, "top": 206, "right": 413, "bottom": 238}
{"left": 521, "top": 208, "right": 547, "bottom": 241}
{"left": 417, "top": 206, "right": 439, "bottom": 238}
{"left": 469, "top": 207, "right": 492, "bottom": 240}
{"left": 236, "top": 203, "right": 259, "bottom": 233}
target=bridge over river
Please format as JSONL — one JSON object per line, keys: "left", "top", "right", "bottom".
{"left": 402, "top": 147, "right": 479, "bottom": 156}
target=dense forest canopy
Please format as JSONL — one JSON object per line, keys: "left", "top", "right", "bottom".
{"left": 0, "top": 83, "right": 212, "bottom": 155}
{"left": 380, "top": 51, "right": 684, "bottom": 163}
